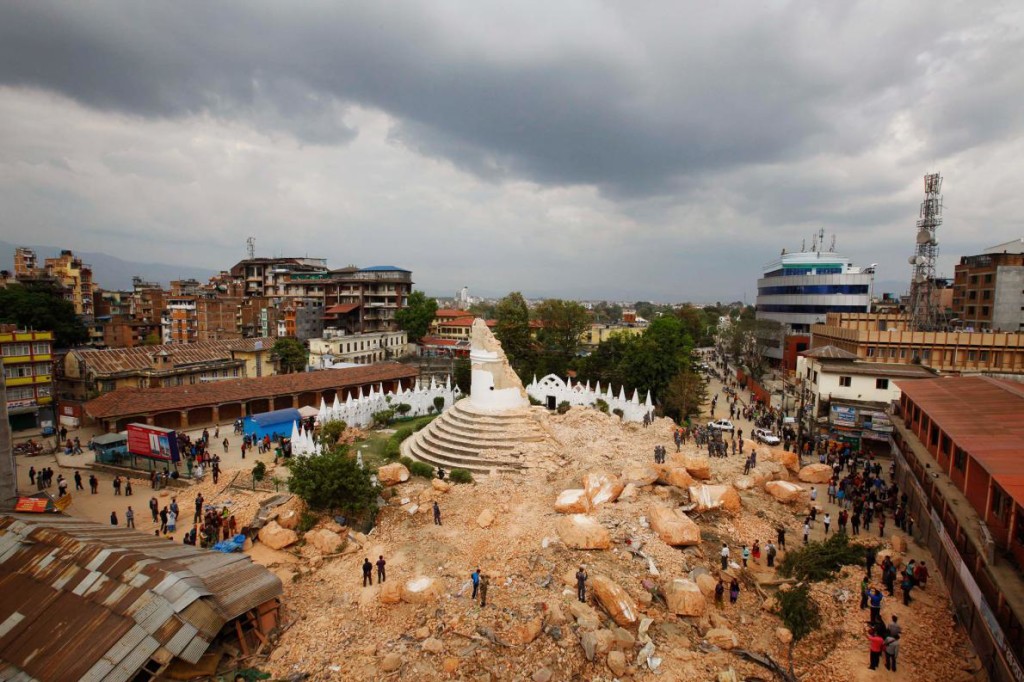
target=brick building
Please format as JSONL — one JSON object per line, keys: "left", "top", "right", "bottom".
{"left": 952, "top": 239, "right": 1024, "bottom": 332}
{"left": 0, "top": 327, "right": 54, "bottom": 430}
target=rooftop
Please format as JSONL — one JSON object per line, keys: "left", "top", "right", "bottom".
{"left": 0, "top": 514, "right": 282, "bottom": 682}
{"left": 85, "top": 363, "right": 419, "bottom": 419}
{"left": 71, "top": 338, "right": 276, "bottom": 376}
{"left": 895, "top": 376, "right": 1024, "bottom": 507}
{"left": 801, "top": 345, "right": 859, "bottom": 360}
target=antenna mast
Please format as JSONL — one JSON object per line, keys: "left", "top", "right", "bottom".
{"left": 246, "top": 237, "right": 255, "bottom": 260}
{"left": 908, "top": 173, "right": 943, "bottom": 331}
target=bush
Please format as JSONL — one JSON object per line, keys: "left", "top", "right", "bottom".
{"left": 396, "top": 403, "right": 412, "bottom": 415}
{"left": 317, "top": 420, "right": 347, "bottom": 448}
{"left": 297, "top": 511, "right": 319, "bottom": 533}
{"left": 409, "top": 461, "right": 435, "bottom": 478}
{"left": 383, "top": 439, "right": 402, "bottom": 461}
{"left": 414, "top": 416, "right": 436, "bottom": 431}
{"left": 450, "top": 468, "right": 474, "bottom": 484}
{"left": 399, "top": 456, "right": 415, "bottom": 469}
{"left": 287, "top": 448, "right": 379, "bottom": 515}
{"left": 778, "top": 533, "right": 872, "bottom": 581}
{"left": 595, "top": 398, "right": 610, "bottom": 414}
{"left": 372, "top": 409, "right": 396, "bottom": 427}
{"left": 557, "top": 400, "right": 571, "bottom": 415}
{"left": 528, "top": 394, "right": 543, "bottom": 406}
{"left": 612, "top": 408, "right": 624, "bottom": 418}
{"left": 433, "top": 396, "right": 446, "bottom": 413}
{"left": 252, "top": 461, "right": 267, "bottom": 482}
{"left": 394, "top": 427, "right": 414, "bottom": 443}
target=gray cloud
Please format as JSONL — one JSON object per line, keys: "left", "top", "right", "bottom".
{"left": 0, "top": 2, "right": 1022, "bottom": 300}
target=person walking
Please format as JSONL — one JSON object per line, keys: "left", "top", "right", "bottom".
{"left": 149, "top": 497, "right": 159, "bottom": 522}
{"left": 89, "top": 475, "right": 98, "bottom": 494}
{"left": 125, "top": 478, "right": 133, "bottom": 496}
{"left": 376, "top": 555, "right": 387, "bottom": 583}
{"left": 29, "top": 466, "right": 36, "bottom": 486}
{"left": 576, "top": 566, "right": 588, "bottom": 603}
{"left": 74, "top": 471, "right": 83, "bottom": 491}
{"left": 159, "top": 507, "right": 168, "bottom": 535}
{"left": 867, "top": 626, "right": 885, "bottom": 670}
{"left": 866, "top": 547, "right": 877, "bottom": 579}
{"left": 776, "top": 526, "right": 786, "bottom": 550}
{"left": 720, "top": 543, "right": 730, "bottom": 570}
{"left": 167, "top": 508, "right": 177, "bottom": 534}
{"left": 868, "top": 588, "right": 883, "bottom": 623}
{"left": 729, "top": 578, "right": 740, "bottom": 604}
{"left": 901, "top": 573, "right": 914, "bottom": 606}
{"left": 914, "top": 561, "right": 929, "bottom": 589}
{"left": 752, "top": 540, "right": 761, "bottom": 564}
{"left": 479, "top": 572, "right": 489, "bottom": 607}
{"left": 766, "top": 541, "right": 777, "bottom": 568}
{"left": 362, "top": 558, "right": 373, "bottom": 587}
{"left": 110, "top": 511, "right": 118, "bottom": 526}
{"left": 113, "top": 476, "right": 121, "bottom": 496}
{"left": 823, "top": 512, "right": 831, "bottom": 535}
{"left": 471, "top": 568, "right": 481, "bottom": 600}
{"left": 803, "top": 521, "right": 811, "bottom": 545}
{"left": 741, "top": 545, "right": 750, "bottom": 568}
{"left": 433, "top": 501, "right": 442, "bottom": 526}
{"left": 125, "top": 506, "right": 135, "bottom": 529}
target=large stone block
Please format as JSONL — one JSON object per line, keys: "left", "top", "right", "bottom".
{"left": 664, "top": 578, "right": 706, "bottom": 616}
{"left": 591, "top": 574, "right": 639, "bottom": 627}
{"left": 555, "top": 489, "right": 591, "bottom": 514}
{"left": 556, "top": 514, "right": 611, "bottom": 549}
{"left": 378, "top": 462, "right": 410, "bottom": 486}
{"left": 764, "top": 480, "right": 804, "bottom": 504}
{"left": 648, "top": 506, "right": 701, "bottom": 546}
{"left": 257, "top": 520, "right": 297, "bottom": 550}
{"left": 622, "top": 463, "right": 659, "bottom": 486}
{"left": 688, "top": 484, "right": 742, "bottom": 513}
{"left": 584, "top": 472, "right": 625, "bottom": 506}
{"left": 797, "top": 463, "right": 833, "bottom": 484}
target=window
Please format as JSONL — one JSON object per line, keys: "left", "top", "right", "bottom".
{"left": 32, "top": 342, "right": 50, "bottom": 354}
{"left": 981, "top": 307, "right": 989, "bottom": 316}
{"left": 980, "top": 351, "right": 989, "bottom": 362}
{"left": 174, "top": 376, "right": 184, "bottom": 386}
{"left": 867, "top": 347, "right": 876, "bottom": 357}
{"left": 839, "top": 376, "right": 852, "bottom": 387}
{"left": 34, "top": 363, "right": 49, "bottom": 376}
{"left": 102, "top": 380, "right": 116, "bottom": 393}
{"left": 968, "top": 351, "right": 976, "bottom": 361}
{"left": 1, "top": 343, "right": 30, "bottom": 357}
{"left": 967, "top": 306, "right": 975, "bottom": 316}
{"left": 922, "top": 349, "right": 931, "bottom": 360}
{"left": 991, "top": 486, "right": 1010, "bottom": 523}
{"left": 3, "top": 365, "right": 32, "bottom": 379}
{"left": 968, "top": 290, "right": 977, "bottom": 300}
{"left": 876, "top": 378, "right": 889, "bottom": 390}
{"left": 900, "top": 348, "right": 907, "bottom": 359}
{"left": 984, "top": 273, "right": 993, "bottom": 283}
{"left": 6, "top": 386, "right": 34, "bottom": 401}
{"left": 233, "top": 367, "right": 240, "bottom": 377}
{"left": 953, "top": 447, "right": 966, "bottom": 471}
{"left": 982, "top": 290, "right": 991, "bottom": 300}
{"left": 36, "top": 385, "right": 51, "bottom": 397}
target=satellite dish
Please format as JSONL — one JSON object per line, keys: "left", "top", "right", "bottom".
{"left": 916, "top": 229, "right": 931, "bottom": 244}
{"left": 915, "top": 255, "right": 926, "bottom": 265}
{"left": 908, "top": 256, "right": 917, "bottom": 265}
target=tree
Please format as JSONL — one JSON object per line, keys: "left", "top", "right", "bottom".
{"left": 776, "top": 582, "right": 821, "bottom": 679}
{"left": 287, "top": 447, "right": 379, "bottom": 515}
{"left": 272, "top": 338, "right": 307, "bottom": 373}
{"left": 453, "top": 357, "right": 471, "bottom": 393}
{"left": 317, "top": 420, "right": 348, "bottom": 448}
{"left": 727, "top": 318, "right": 783, "bottom": 381}
{"left": 493, "top": 292, "right": 533, "bottom": 370}
{"left": 662, "top": 370, "right": 708, "bottom": 423}
{"left": 0, "top": 281, "right": 88, "bottom": 348}
{"left": 143, "top": 332, "right": 162, "bottom": 346}
{"left": 535, "top": 298, "right": 591, "bottom": 360}
{"left": 395, "top": 290, "right": 438, "bottom": 343}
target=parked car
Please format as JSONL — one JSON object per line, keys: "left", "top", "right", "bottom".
{"left": 753, "top": 428, "right": 781, "bottom": 445}
{"left": 708, "top": 419, "right": 734, "bottom": 431}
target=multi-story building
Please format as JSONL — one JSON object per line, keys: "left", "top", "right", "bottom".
{"left": 756, "top": 237, "right": 874, "bottom": 369}
{"left": 163, "top": 296, "right": 198, "bottom": 344}
{"left": 130, "top": 277, "right": 166, "bottom": 327}
{"left": 0, "top": 326, "right": 54, "bottom": 430}
{"left": 228, "top": 257, "right": 329, "bottom": 299}
{"left": 322, "top": 266, "right": 413, "bottom": 334}
{"left": 57, "top": 337, "right": 279, "bottom": 403}
{"left": 811, "top": 312, "right": 1024, "bottom": 375}
{"left": 308, "top": 330, "right": 410, "bottom": 367}
{"left": 892, "top": 376, "right": 1024, "bottom": 680}
{"left": 13, "top": 248, "right": 97, "bottom": 316}
{"left": 582, "top": 323, "right": 646, "bottom": 349}
{"left": 795, "top": 345, "right": 934, "bottom": 451}
{"left": 952, "top": 239, "right": 1024, "bottom": 332}
{"left": 196, "top": 295, "right": 243, "bottom": 342}
{"left": 277, "top": 299, "right": 324, "bottom": 341}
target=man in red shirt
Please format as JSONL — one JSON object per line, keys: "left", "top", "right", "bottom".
{"left": 866, "top": 625, "right": 885, "bottom": 670}
{"left": 914, "top": 561, "right": 929, "bottom": 589}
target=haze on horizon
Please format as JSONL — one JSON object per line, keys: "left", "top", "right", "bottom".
{"left": 1, "top": 1, "right": 1023, "bottom": 302}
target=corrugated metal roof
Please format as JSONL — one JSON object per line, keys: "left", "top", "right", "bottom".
{"left": 896, "top": 376, "right": 1024, "bottom": 507}
{"left": 0, "top": 514, "right": 282, "bottom": 680}
{"left": 71, "top": 338, "right": 275, "bottom": 377}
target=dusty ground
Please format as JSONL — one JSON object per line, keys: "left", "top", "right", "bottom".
{"left": 254, "top": 381, "right": 982, "bottom": 682}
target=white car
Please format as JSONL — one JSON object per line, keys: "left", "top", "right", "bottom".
{"left": 707, "top": 419, "right": 734, "bottom": 432}
{"left": 754, "top": 428, "right": 781, "bottom": 445}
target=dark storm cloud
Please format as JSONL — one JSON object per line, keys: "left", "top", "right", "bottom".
{"left": 3, "top": 1, "right": 1006, "bottom": 197}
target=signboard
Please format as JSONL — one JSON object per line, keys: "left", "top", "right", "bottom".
{"left": 14, "top": 497, "right": 53, "bottom": 513}
{"left": 831, "top": 405, "right": 857, "bottom": 427}
{"left": 863, "top": 411, "right": 893, "bottom": 433}
{"left": 127, "top": 423, "right": 180, "bottom": 462}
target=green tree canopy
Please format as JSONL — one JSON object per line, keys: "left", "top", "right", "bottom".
{"left": 0, "top": 282, "right": 88, "bottom": 348}
{"left": 493, "top": 292, "right": 533, "bottom": 370}
{"left": 662, "top": 370, "right": 708, "bottom": 423}
{"left": 272, "top": 337, "right": 308, "bottom": 373}
{"left": 394, "top": 290, "right": 438, "bottom": 343}
{"left": 287, "top": 447, "right": 379, "bottom": 515}
{"left": 535, "top": 299, "right": 591, "bottom": 358}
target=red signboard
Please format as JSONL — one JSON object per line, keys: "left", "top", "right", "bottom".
{"left": 127, "top": 423, "right": 180, "bottom": 462}
{"left": 14, "top": 497, "right": 52, "bottom": 513}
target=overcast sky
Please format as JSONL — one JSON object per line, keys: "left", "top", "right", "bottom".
{"left": 1, "top": 2, "right": 1022, "bottom": 302}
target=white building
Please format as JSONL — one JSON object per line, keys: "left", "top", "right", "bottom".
{"left": 796, "top": 345, "right": 935, "bottom": 449}
{"left": 308, "top": 330, "right": 409, "bottom": 368}
{"left": 756, "top": 236, "right": 875, "bottom": 365}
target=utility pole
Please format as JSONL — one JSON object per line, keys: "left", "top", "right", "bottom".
{"left": 0, "top": 359, "right": 18, "bottom": 510}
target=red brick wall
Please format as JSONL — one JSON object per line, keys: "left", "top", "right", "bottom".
{"left": 963, "top": 460, "right": 990, "bottom": 519}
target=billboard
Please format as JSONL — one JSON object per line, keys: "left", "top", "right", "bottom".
{"left": 830, "top": 405, "right": 857, "bottom": 427}
{"left": 127, "top": 423, "right": 180, "bottom": 462}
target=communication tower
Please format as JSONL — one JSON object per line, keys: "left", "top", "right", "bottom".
{"left": 246, "top": 237, "right": 256, "bottom": 260}
{"left": 907, "top": 173, "right": 943, "bottom": 330}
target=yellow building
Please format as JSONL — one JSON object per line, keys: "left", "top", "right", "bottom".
{"left": 582, "top": 323, "right": 645, "bottom": 348}
{"left": 13, "top": 248, "right": 96, "bottom": 316}
{"left": 1, "top": 327, "right": 54, "bottom": 431}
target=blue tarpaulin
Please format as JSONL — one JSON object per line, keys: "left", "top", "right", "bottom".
{"left": 244, "top": 408, "right": 301, "bottom": 440}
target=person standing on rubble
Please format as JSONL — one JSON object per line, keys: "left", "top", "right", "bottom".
{"left": 471, "top": 568, "right": 481, "bottom": 599}
{"left": 433, "top": 501, "right": 442, "bottom": 525}
{"left": 575, "top": 566, "right": 588, "bottom": 603}
{"left": 362, "top": 558, "right": 373, "bottom": 587}
{"left": 720, "top": 543, "right": 730, "bottom": 569}
{"left": 376, "top": 555, "right": 387, "bottom": 583}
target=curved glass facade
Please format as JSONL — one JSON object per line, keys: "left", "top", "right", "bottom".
{"left": 757, "top": 304, "right": 870, "bottom": 314}
{"left": 758, "top": 284, "right": 870, "bottom": 296}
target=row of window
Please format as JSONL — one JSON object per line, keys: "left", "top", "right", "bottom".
{"left": 1, "top": 342, "right": 51, "bottom": 357}
{"left": 763, "top": 266, "right": 844, "bottom": 278}
{"left": 5, "top": 385, "right": 49, "bottom": 401}
{"left": 756, "top": 304, "right": 868, "bottom": 314}
{"left": 3, "top": 363, "right": 51, "bottom": 379}
{"left": 836, "top": 376, "right": 889, "bottom": 389}
{"left": 758, "top": 285, "right": 869, "bottom": 296}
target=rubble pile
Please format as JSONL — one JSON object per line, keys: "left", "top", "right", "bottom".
{"left": 254, "top": 406, "right": 977, "bottom": 681}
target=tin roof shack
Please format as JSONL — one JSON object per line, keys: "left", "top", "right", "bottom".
{"left": 0, "top": 514, "right": 283, "bottom": 682}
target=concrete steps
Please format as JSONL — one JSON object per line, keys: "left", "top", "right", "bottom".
{"left": 402, "top": 398, "right": 551, "bottom": 475}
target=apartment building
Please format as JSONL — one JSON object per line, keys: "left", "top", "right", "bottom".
{"left": 322, "top": 266, "right": 413, "bottom": 334}
{"left": 952, "top": 239, "right": 1024, "bottom": 332}
{"left": 308, "top": 330, "right": 409, "bottom": 367}
{"left": 13, "top": 248, "right": 96, "bottom": 316}
{"left": 1, "top": 327, "right": 54, "bottom": 430}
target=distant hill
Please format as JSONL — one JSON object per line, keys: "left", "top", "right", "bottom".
{"left": 0, "top": 240, "right": 215, "bottom": 290}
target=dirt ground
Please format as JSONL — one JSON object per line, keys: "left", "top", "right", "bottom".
{"left": 252, "top": 373, "right": 982, "bottom": 682}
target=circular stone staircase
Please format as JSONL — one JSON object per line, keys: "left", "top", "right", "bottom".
{"left": 402, "top": 399, "right": 555, "bottom": 475}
